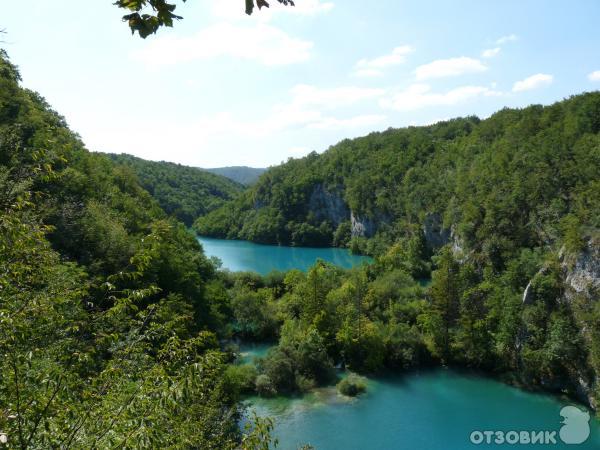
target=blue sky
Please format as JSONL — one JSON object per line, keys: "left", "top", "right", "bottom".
{"left": 2, "top": 0, "right": 599, "bottom": 167}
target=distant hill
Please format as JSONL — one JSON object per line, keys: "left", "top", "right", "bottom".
{"left": 204, "top": 166, "right": 266, "bottom": 185}
{"left": 107, "top": 153, "right": 243, "bottom": 226}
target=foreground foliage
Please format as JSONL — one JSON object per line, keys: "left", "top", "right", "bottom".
{"left": 0, "top": 50, "right": 272, "bottom": 449}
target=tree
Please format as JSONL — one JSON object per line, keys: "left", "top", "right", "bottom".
{"left": 425, "top": 246, "right": 461, "bottom": 362}
{"left": 115, "top": 0, "right": 296, "bottom": 38}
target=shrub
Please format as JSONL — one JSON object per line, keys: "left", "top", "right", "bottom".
{"left": 224, "top": 364, "right": 258, "bottom": 396}
{"left": 337, "top": 374, "right": 367, "bottom": 397}
{"left": 295, "top": 374, "right": 316, "bottom": 393}
{"left": 255, "top": 374, "right": 277, "bottom": 397}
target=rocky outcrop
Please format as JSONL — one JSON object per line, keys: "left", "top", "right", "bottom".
{"left": 307, "top": 183, "right": 389, "bottom": 239}
{"left": 350, "top": 212, "right": 377, "bottom": 238}
{"left": 560, "top": 237, "right": 600, "bottom": 302}
{"left": 450, "top": 225, "right": 465, "bottom": 256}
{"left": 422, "top": 213, "right": 451, "bottom": 250}
{"left": 308, "top": 184, "right": 349, "bottom": 227}
{"left": 560, "top": 237, "right": 599, "bottom": 409}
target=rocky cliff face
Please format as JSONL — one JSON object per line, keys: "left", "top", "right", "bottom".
{"left": 351, "top": 211, "right": 377, "bottom": 238}
{"left": 308, "top": 184, "right": 349, "bottom": 227}
{"left": 307, "top": 184, "right": 384, "bottom": 238}
{"left": 561, "top": 237, "right": 600, "bottom": 302}
{"left": 564, "top": 238, "right": 599, "bottom": 409}
{"left": 422, "top": 213, "right": 451, "bottom": 249}
{"left": 559, "top": 238, "right": 598, "bottom": 408}
{"left": 421, "top": 212, "right": 466, "bottom": 257}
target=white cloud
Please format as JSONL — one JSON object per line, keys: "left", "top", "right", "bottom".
{"left": 290, "top": 84, "right": 385, "bottom": 108}
{"left": 245, "top": 84, "right": 384, "bottom": 134}
{"left": 496, "top": 34, "right": 518, "bottom": 45}
{"left": 354, "top": 69, "right": 384, "bottom": 78}
{"left": 141, "top": 84, "right": 385, "bottom": 140}
{"left": 354, "top": 45, "right": 414, "bottom": 77}
{"left": 287, "top": 146, "right": 312, "bottom": 158}
{"left": 415, "top": 57, "right": 487, "bottom": 80}
{"left": 133, "top": 22, "right": 313, "bottom": 66}
{"left": 212, "top": 0, "right": 334, "bottom": 21}
{"left": 588, "top": 70, "right": 600, "bottom": 82}
{"left": 512, "top": 73, "right": 553, "bottom": 92}
{"left": 380, "top": 83, "right": 501, "bottom": 111}
{"left": 409, "top": 117, "right": 451, "bottom": 127}
{"left": 308, "top": 114, "right": 386, "bottom": 130}
{"left": 482, "top": 47, "right": 501, "bottom": 58}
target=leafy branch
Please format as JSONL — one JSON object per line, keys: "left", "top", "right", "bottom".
{"left": 114, "top": 0, "right": 295, "bottom": 38}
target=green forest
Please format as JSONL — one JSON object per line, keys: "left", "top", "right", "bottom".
{"left": 195, "top": 92, "right": 600, "bottom": 258}
{"left": 106, "top": 153, "right": 242, "bottom": 226}
{"left": 1, "top": 40, "right": 599, "bottom": 450}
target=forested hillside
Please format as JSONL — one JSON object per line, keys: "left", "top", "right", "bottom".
{"left": 0, "top": 50, "right": 271, "bottom": 449}
{"left": 193, "top": 91, "right": 600, "bottom": 411}
{"left": 107, "top": 153, "right": 243, "bottom": 226}
{"left": 196, "top": 93, "right": 600, "bottom": 263}
{"left": 204, "top": 166, "right": 266, "bottom": 186}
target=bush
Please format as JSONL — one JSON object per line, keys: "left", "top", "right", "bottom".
{"left": 337, "top": 374, "right": 367, "bottom": 397}
{"left": 255, "top": 374, "right": 277, "bottom": 397}
{"left": 260, "top": 348, "right": 296, "bottom": 393}
{"left": 295, "top": 374, "right": 316, "bottom": 393}
{"left": 224, "top": 364, "right": 258, "bottom": 396}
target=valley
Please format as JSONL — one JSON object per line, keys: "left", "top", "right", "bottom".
{"left": 1, "top": 46, "right": 599, "bottom": 449}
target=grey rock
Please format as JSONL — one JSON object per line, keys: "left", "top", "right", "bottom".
{"left": 422, "top": 212, "right": 451, "bottom": 250}
{"left": 561, "top": 238, "right": 600, "bottom": 301}
{"left": 351, "top": 211, "right": 376, "bottom": 238}
{"left": 308, "top": 184, "right": 349, "bottom": 227}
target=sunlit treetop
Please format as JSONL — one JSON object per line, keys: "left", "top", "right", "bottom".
{"left": 114, "top": 0, "right": 295, "bottom": 38}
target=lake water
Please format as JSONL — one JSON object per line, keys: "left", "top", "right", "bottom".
{"left": 241, "top": 350, "right": 600, "bottom": 450}
{"left": 197, "top": 236, "right": 372, "bottom": 275}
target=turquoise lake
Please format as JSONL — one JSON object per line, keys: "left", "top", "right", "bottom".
{"left": 196, "top": 236, "right": 372, "bottom": 275}
{"left": 246, "top": 369, "right": 600, "bottom": 450}
{"left": 239, "top": 345, "right": 600, "bottom": 450}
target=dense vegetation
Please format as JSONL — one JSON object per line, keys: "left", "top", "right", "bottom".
{"left": 0, "top": 50, "right": 273, "bottom": 449}
{"left": 198, "top": 92, "right": 600, "bottom": 411}
{"left": 204, "top": 166, "right": 266, "bottom": 186}
{"left": 223, "top": 236, "right": 599, "bottom": 413}
{"left": 106, "top": 153, "right": 242, "bottom": 226}
{"left": 196, "top": 92, "right": 600, "bottom": 260}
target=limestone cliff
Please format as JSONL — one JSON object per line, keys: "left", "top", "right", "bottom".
{"left": 308, "top": 184, "right": 349, "bottom": 227}
{"left": 519, "top": 237, "right": 600, "bottom": 409}
{"left": 561, "top": 237, "right": 600, "bottom": 302}
{"left": 422, "top": 213, "right": 450, "bottom": 249}
{"left": 351, "top": 211, "right": 377, "bottom": 238}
